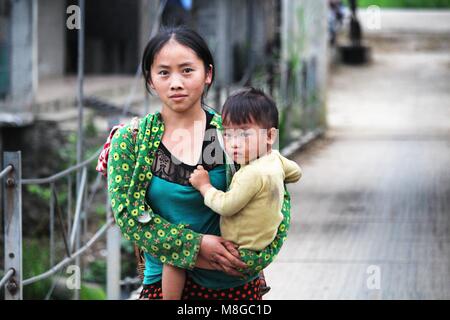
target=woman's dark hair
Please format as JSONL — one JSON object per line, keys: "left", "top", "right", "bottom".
{"left": 222, "top": 87, "right": 279, "bottom": 129}
{"left": 141, "top": 26, "right": 215, "bottom": 98}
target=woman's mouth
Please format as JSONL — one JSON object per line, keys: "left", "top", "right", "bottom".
{"left": 169, "top": 94, "right": 188, "bottom": 102}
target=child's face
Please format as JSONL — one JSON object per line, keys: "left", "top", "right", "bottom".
{"left": 223, "top": 122, "right": 274, "bottom": 165}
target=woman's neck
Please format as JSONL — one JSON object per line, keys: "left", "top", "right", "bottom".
{"left": 160, "top": 104, "right": 205, "bottom": 130}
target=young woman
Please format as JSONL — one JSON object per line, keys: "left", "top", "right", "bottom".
{"left": 105, "top": 26, "right": 292, "bottom": 300}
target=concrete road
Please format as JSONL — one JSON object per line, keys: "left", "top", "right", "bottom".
{"left": 265, "top": 12, "right": 450, "bottom": 299}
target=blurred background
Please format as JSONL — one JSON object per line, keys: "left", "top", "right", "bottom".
{"left": 0, "top": 0, "right": 449, "bottom": 300}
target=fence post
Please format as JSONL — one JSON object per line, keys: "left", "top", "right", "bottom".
{"left": 3, "top": 151, "right": 22, "bottom": 300}
{"left": 106, "top": 196, "right": 121, "bottom": 300}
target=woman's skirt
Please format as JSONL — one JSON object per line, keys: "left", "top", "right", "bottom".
{"left": 139, "top": 275, "right": 262, "bottom": 300}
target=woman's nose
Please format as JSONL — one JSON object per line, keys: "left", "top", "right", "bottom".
{"left": 169, "top": 74, "right": 183, "bottom": 90}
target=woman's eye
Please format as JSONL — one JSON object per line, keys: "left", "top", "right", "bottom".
{"left": 183, "top": 68, "right": 194, "bottom": 74}
{"left": 158, "top": 70, "right": 169, "bottom": 76}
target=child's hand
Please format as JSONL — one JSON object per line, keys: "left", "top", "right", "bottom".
{"left": 189, "top": 165, "right": 213, "bottom": 195}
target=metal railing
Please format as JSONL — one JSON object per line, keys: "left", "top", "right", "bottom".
{"left": 1, "top": 152, "right": 22, "bottom": 299}
{"left": 0, "top": 162, "right": 15, "bottom": 293}
{"left": 1, "top": 150, "right": 128, "bottom": 300}
{"left": 0, "top": 165, "right": 13, "bottom": 180}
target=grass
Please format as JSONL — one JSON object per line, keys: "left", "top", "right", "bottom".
{"left": 357, "top": 0, "right": 450, "bottom": 8}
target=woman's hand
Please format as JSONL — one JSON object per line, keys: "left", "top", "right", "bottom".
{"left": 198, "top": 234, "right": 248, "bottom": 277}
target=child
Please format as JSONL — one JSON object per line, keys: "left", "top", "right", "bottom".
{"left": 162, "top": 87, "right": 302, "bottom": 299}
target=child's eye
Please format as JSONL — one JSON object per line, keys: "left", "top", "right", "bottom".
{"left": 158, "top": 70, "right": 169, "bottom": 76}
{"left": 183, "top": 68, "right": 194, "bottom": 74}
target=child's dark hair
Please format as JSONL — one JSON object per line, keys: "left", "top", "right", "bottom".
{"left": 141, "top": 26, "right": 215, "bottom": 97}
{"left": 222, "top": 87, "right": 279, "bottom": 129}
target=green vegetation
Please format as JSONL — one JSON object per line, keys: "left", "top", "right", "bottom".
{"left": 25, "top": 114, "right": 101, "bottom": 226}
{"left": 357, "top": 0, "right": 450, "bottom": 8}
{"left": 80, "top": 283, "right": 106, "bottom": 300}
{"left": 83, "top": 259, "right": 107, "bottom": 284}
{"left": 21, "top": 238, "right": 108, "bottom": 300}
{"left": 278, "top": 108, "right": 287, "bottom": 148}
{"left": 22, "top": 239, "right": 52, "bottom": 299}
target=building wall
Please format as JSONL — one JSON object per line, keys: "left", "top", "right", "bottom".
{"left": 64, "top": 0, "right": 139, "bottom": 74}
{"left": 1, "top": 0, "right": 37, "bottom": 113}
{"left": 193, "top": 0, "right": 279, "bottom": 85}
{"left": 280, "top": 0, "right": 328, "bottom": 137}
{"left": 138, "top": 0, "right": 161, "bottom": 62}
{"left": 37, "top": 0, "right": 65, "bottom": 79}
{"left": 37, "top": 0, "right": 157, "bottom": 78}
{"left": 191, "top": 0, "right": 329, "bottom": 142}
{"left": 0, "top": 1, "right": 10, "bottom": 98}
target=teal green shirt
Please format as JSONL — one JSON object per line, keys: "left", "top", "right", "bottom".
{"left": 143, "top": 164, "right": 258, "bottom": 290}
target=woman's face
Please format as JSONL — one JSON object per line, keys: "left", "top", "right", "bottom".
{"left": 149, "top": 38, "right": 212, "bottom": 114}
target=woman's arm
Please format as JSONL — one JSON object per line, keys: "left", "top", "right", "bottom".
{"left": 108, "top": 124, "right": 202, "bottom": 270}
{"left": 108, "top": 123, "right": 247, "bottom": 274}
{"left": 197, "top": 235, "right": 247, "bottom": 276}
{"left": 237, "top": 189, "right": 292, "bottom": 276}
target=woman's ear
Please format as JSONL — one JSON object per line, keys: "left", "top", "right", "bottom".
{"left": 145, "top": 72, "right": 155, "bottom": 90}
{"left": 205, "top": 64, "right": 213, "bottom": 85}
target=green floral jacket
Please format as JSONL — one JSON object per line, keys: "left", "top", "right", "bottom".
{"left": 107, "top": 108, "right": 291, "bottom": 276}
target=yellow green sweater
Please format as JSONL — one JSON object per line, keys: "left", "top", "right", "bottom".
{"left": 205, "top": 150, "right": 302, "bottom": 251}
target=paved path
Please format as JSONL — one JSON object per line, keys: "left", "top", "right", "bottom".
{"left": 264, "top": 15, "right": 450, "bottom": 299}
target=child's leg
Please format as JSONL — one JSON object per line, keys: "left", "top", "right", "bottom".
{"left": 162, "top": 264, "right": 186, "bottom": 300}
